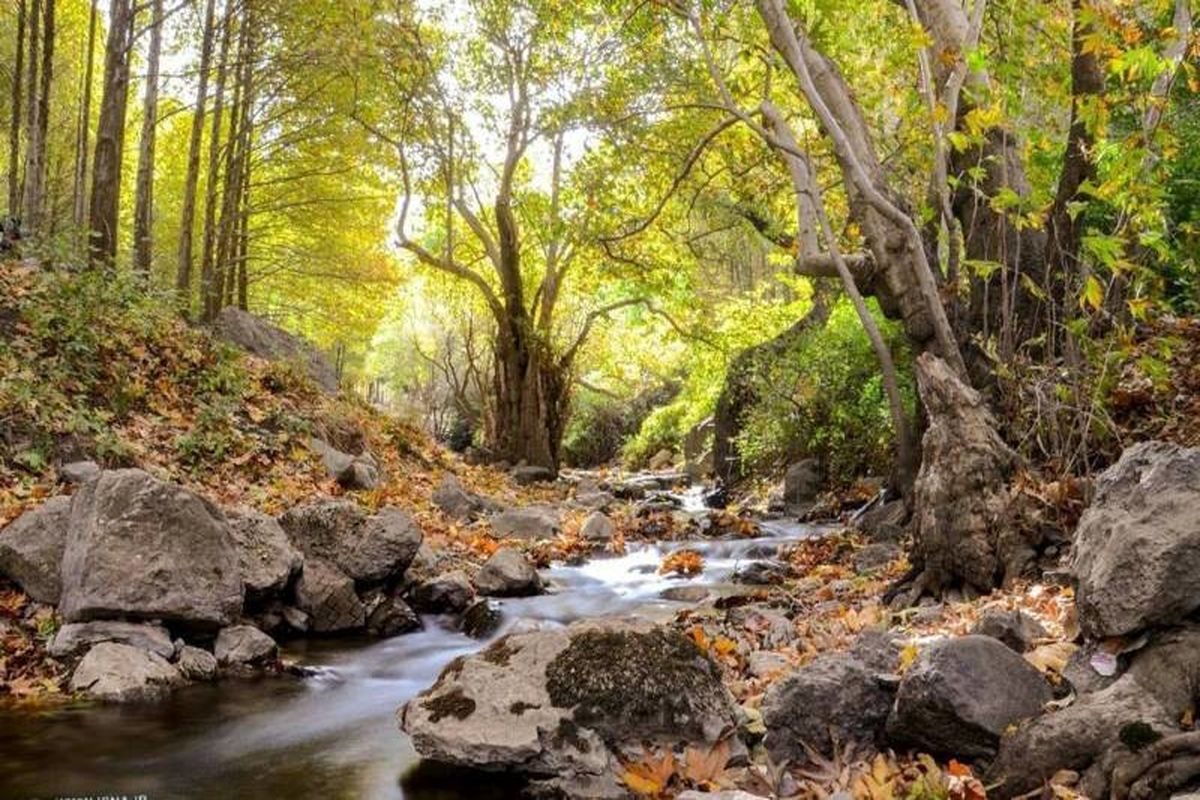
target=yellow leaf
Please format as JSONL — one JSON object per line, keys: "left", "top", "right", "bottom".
{"left": 1082, "top": 275, "right": 1104, "bottom": 312}
{"left": 898, "top": 642, "right": 919, "bottom": 673}
{"left": 1025, "top": 642, "right": 1078, "bottom": 675}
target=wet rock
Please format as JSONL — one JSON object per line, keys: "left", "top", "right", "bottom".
{"left": 853, "top": 498, "right": 908, "bottom": 541}
{"left": 309, "top": 437, "right": 380, "bottom": 490}
{"left": 70, "top": 642, "right": 184, "bottom": 702}
{"left": 887, "top": 635, "right": 1052, "bottom": 758}
{"left": 580, "top": 512, "right": 614, "bottom": 542}
{"left": 764, "top": 654, "right": 894, "bottom": 759}
{"left": 660, "top": 586, "right": 710, "bottom": 603}
{"left": 410, "top": 570, "right": 474, "bottom": 614}
{"left": 226, "top": 508, "right": 303, "bottom": 599}
{"left": 511, "top": 465, "right": 556, "bottom": 485}
{"left": 59, "top": 460, "right": 100, "bottom": 485}
{"left": 490, "top": 506, "right": 561, "bottom": 540}
{"left": 365, "top": 594, "right": 421, "bottom": 637}
{"left": 400, "top": 619, "right": 737, "bottom": 797}
{"left": 281, "top": 605, "right": 310, "bottom": 633}
{"left": 731, "top": 560, "right": 790, "bottom": 586}
{"left": 476, "top": 550, "right": 542, "bottom": 597}
{"left": 214, "top": 306, "right": 338, "bottom": 393}
{"left": 432, "top": 474, "right": 500, "bottom": 521}
{"left": 214, "top": 625, "right": 278, "bottom": 668}
{"left": 60, "top": 470, "right": 242, "bottom": 629}
{"left": 0, "top": 495, "right": 70, "bottom": 604}
{"left": 1073, "top": 440, "right": 1200, "bottom": 639}
{"left": 49, "top": 620, "right": 174, "bottom": 660}
{"left": 176, "top": 645, "right": 218, "bottom": 681}
{"left": 280, "top": 500, "right": 422, "bottom": 584}
{"left": 853, "top": 542, "right": 902, "bottom": 574}
{"left": 461, "top": 599, "right": 503, "bottom": 639}
{"left": 971, "top": 609, "right": 1048, "bottom": 653}
{"left": 783, "top": 459, "right": 822, "bottom": 505}
{"left": 574, "top": 488, "right": 615, "bottom": 511}
{"left": 294, "top": 558, "right": 365, "bottom": 632}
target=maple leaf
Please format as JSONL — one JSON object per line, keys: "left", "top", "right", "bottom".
{"left": 682, "top": 739, "right": 731, "bottom": 789}
{"left": 620, "top": 748, "right": 677, "bottom": 797}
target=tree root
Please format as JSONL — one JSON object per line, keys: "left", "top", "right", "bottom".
{"left": 1111, "top": 733, "right": 1200, "bottom": 800}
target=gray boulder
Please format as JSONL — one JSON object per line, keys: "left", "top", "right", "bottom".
{"left": 309, "top": 437, "right": 380, "bottom": 491}
{"left": 214, "top": 625, "right": 278, "bottom": 667}
{"left": 853, "top": 542, "right": 902, "bottom": 574}
{"left": 364, "top": 594, "right": 421, "bottom": 637}
{"left": 580, "top": 512, "right": 615, "bottom": 543}
{"left": 214, "top": 306, "right": 338, "bottom": 393}
{"left": 177, "top": 645, "right": 219, "bottom": 681}
{"left": 511, "top": 465, "right": 556, "bottom": 485}
{"left": 461, "top": 599, "right": 503, "bottom": 639}
{"left": 59, "top": 461, "right": 100, "bottom": 485}
{"left": 1073, "top": 441, "right": 1200, "bottom": 639}
{"left": 70, "top": 642, "right": 183, "bottom": 702}
{"left": 226, "top": 509, "right": 303, "bottom": 598}
{"left": 971, "top": 609, "right": 1048, "bottom": 653}
{"left": 887, "top": 635, "right": 1052, "bottom": 758}
{"left": 783, "top": 459, "right": 822, "bottom": 505}
{"left": 854, "top": 498, "right": 908, "bottom": 541}
{"left": 280, "top": 500, "right": 422, "bottom": 583}
{"left": 294, "top": 558, "right": 365, "bottom": 632}
{"left": 763, "top": 654, "right": 894, "bottom": 759}
{"left": 49, "top": 621, "right": 174, "bottom": 660}
{"left": 490, "top": 506, "right": 561, "bottom": 540}
{"left": 400, "top": 619, "right": 737, "bottom": 798}
{"left": 476, "top": 550, "right": 542, "bottom": 597}
{"left": 0, "top": 495, "right": 70, "bottom": 603}
{"left": 59, "top": 470, "right": 242, "bottom": 629}
{"left": 432, "top": 474, "right": 500, "bottom": 521}
{"left": 409, "top": 570, "right": 474, "bottom": 614}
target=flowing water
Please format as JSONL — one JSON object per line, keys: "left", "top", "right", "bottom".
{"left": 0, "top": 513, "right": 824, "bottom": 800}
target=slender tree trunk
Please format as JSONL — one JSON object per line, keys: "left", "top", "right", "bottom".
{"left": 236, "top": 152, "right": 250, "bottom": 309}
{"left": 19, "top": 0, "right": 44, "bottom": 232}
{"left": 71, "top": 1, "right": 98, "bottom": 234}
{"left": 174, "top": 0, "right": 218, "bottom": 311}
{"left": 199, "top": 7, "right": 232, "bottom": 320}
{"left": 7, "top": 0, "right": 26, "bottom": 216}
{"left": 87, "top": 0, "right": 134, "bottom": 267}
{"left": 132, "top": 0, "right": 164, "bottom": 278}
{"left": 214, "top": 6, "right": 252, "bottom": 311}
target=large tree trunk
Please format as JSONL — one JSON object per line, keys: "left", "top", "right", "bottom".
{"left": 132, "top": 0, "right": 163, "bottom": 278}
{"left": 491, "top": 324, "right": 570, "bottom": 471}
{"left": 71, "top": 1, "right": 98, "bottom": 232}
{"left": 174, "top": 0, "right": 217, "bottom": 311}
{"left": 7, "top": 0, "right": 26, "bottom": 216}
{"left": 87, "top": 0, "right": 134, "bottom": 267}
{"left": 21, "top": 0, "right": 53, "bottom": 235}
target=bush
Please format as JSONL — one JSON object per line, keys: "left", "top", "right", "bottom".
{"left": 563, "top": 382, "right": 678, "bottom": 467}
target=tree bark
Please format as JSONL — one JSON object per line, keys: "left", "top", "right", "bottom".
{"left": 174, "top": 0, "right": 218, "bottom": 311}
{"left": 199, "top": 6, "right": 233, "bottom": 320}
{"left": 214, "top": 4, "right": 253, "bottom": 313}
{"left": 7, "top": 0, "right": 26, "bottom": 216}
{"left": 87, "top": 0, "right": 134, "bottom": 267}
{"left": 71, "top": 1, "right": 98, "bottom": 232}
{"left": 21, "top": 0, "right": 53, "bottom": 234}
{"left": 132, "top": 0, "right": 164, "bottom": 278}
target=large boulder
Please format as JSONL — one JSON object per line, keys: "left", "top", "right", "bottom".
{"left": 511, "top": 465, "right": 556, "bottom": 486}
{"left": 0, "top": 495, "right": 70, "bottom": 603}
{"left": 364, "top": 594, "right": 421, "bottom": 637}
{"left": 280, "top": 500, "right": 422, "bottom": 584}
{"left": 763, "top": 653, "right": 894, "bottom": 759}
{"left": 970, "top": 609, "right": 1047, "bottom": 653}
{"left": 783, "top": 459, "right": 822, "bottom": 505}
{"left": 226, "top": 509, "right": 303, "bottom": 599}
{"left": 1073, "top": 441, "right": 1200, "bottom": 639}
{"left": 214, "top": 625, "right": 278, "bottom": 668}
{"left": 214, "top": 306, "right": 338, "bottom": 393}
{"left": 59, "top": 470, "right": 242, "bottom": 628}
{"left": 49, "top": 620, "right": 175, "bottom": 660}
{"left": 431, "top": 474, "right": 501, "bottom": 521}
{"left": 409, "top": 570, "right": 474, "bottom": 614}
{"left": 294, "top": 558, "right": 365, "bottom": 632}
{"left": 887, "top": 635, "right": 1051, "bottom": 758}
{"left": 400, "top": 619, "right": 738, "bottom": 797}
{"left": 490, "top": 506, "right": 561, "bottom": 540}
{"left": 69, "top": 642, "right": 183, "bottom": 702}
{"left": 581, "top": 512, "right": 615, "bottom": 543}
{"left": 475, "top": 549, "right": 542, "bottom": 597}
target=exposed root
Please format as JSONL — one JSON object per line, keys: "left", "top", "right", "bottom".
{"left": 1111, "top": 732, "right": 1200, "bottom": 800}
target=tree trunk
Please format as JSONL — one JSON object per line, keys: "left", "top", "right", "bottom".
{"left": 7, "top": 0, "right": 26, "bottom": 216}
{"left": 214, "top": 5, "right": 253, "bottom": 312}
{"left": 199, "top": 7, "right": 232, "bottom": 320}
{"left": 87, "top": 0, "right": 134, "bottom": 267}
{"left": 71, "top": 1, "right": 97, "bottom": 232}
{"left": 132, "top": 0, "right": 163, "bottom": 278}
{"left": 174, "top": 0, "right": 217, "bottom": 311}
{"left": 491, "top": 324, "right": 570, "bottom": 471}
{"left": 21, "top": 0, "right": 52, "bottom": 234}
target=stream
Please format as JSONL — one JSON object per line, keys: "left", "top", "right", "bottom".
{"left": 0, "top": 497, "right": 824, "bottom": 800}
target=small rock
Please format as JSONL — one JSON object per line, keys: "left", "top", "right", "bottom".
{"left": 854, "top": 542, "right": 902, "bottom": 574}
{"left": 476, "top": 550, "right": 542, "bottom": 597}
{"left": 214, "top": 625, "right": 278, "bottom": 668}
{"left": 70, "top": 642, "right": 183, "bottom": 702}
{"left": 574, "top": 489, "right": 614, "bottom": 511}
{"left": 461, "top": 599, "right": 503, "bottom": 639}
{"left": 511, "top": 465, "right": 556, "bottom": 485}
{"left": 490, "top": 507, "right": 561, "bottom": 540}
{"left": 660, "top": 586, "right": 710, "bottom": 603}
{"left": 410, "top": 570, "right": 474, "bottom": 613}
{"left": 0, "top": 495, "right": 70, "bottom": 604}
{"left": 365, "top": 594, "right": 421, "bottom": 637}
{"left": 432, "top": 474, "right": 500, "bottom": 521}
{"left": 49, "top": 621, "right": 174, "bottom": 660}
{"left": 281, "top": 605, "right": 310, "bottom": 633}
{"left": 731, "top": 560, "right": 790, "bottom": 585}
{"left": 887, "top": 635, "right": 1052, "bottom": 758}
{"left": 294, "top": 558, "right": 365, "bottom": 632}
{"left": 580, "top": 512, "right": 615, "bottom": 542}
{"left": 971, "top": 609, "right": 1048, "bottom": 653}
{"left": 176, "top": 645, "right": 218, "bottom": 681}
{"left": 59, "top": 461, "right": 100, "bottom": 485}
{"left": 747, "top": 650, "right": 791, "bottom": 678}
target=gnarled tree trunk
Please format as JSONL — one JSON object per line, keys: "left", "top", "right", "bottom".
{"left": 492, "top": 325, "right": 570, "bottom": 471}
